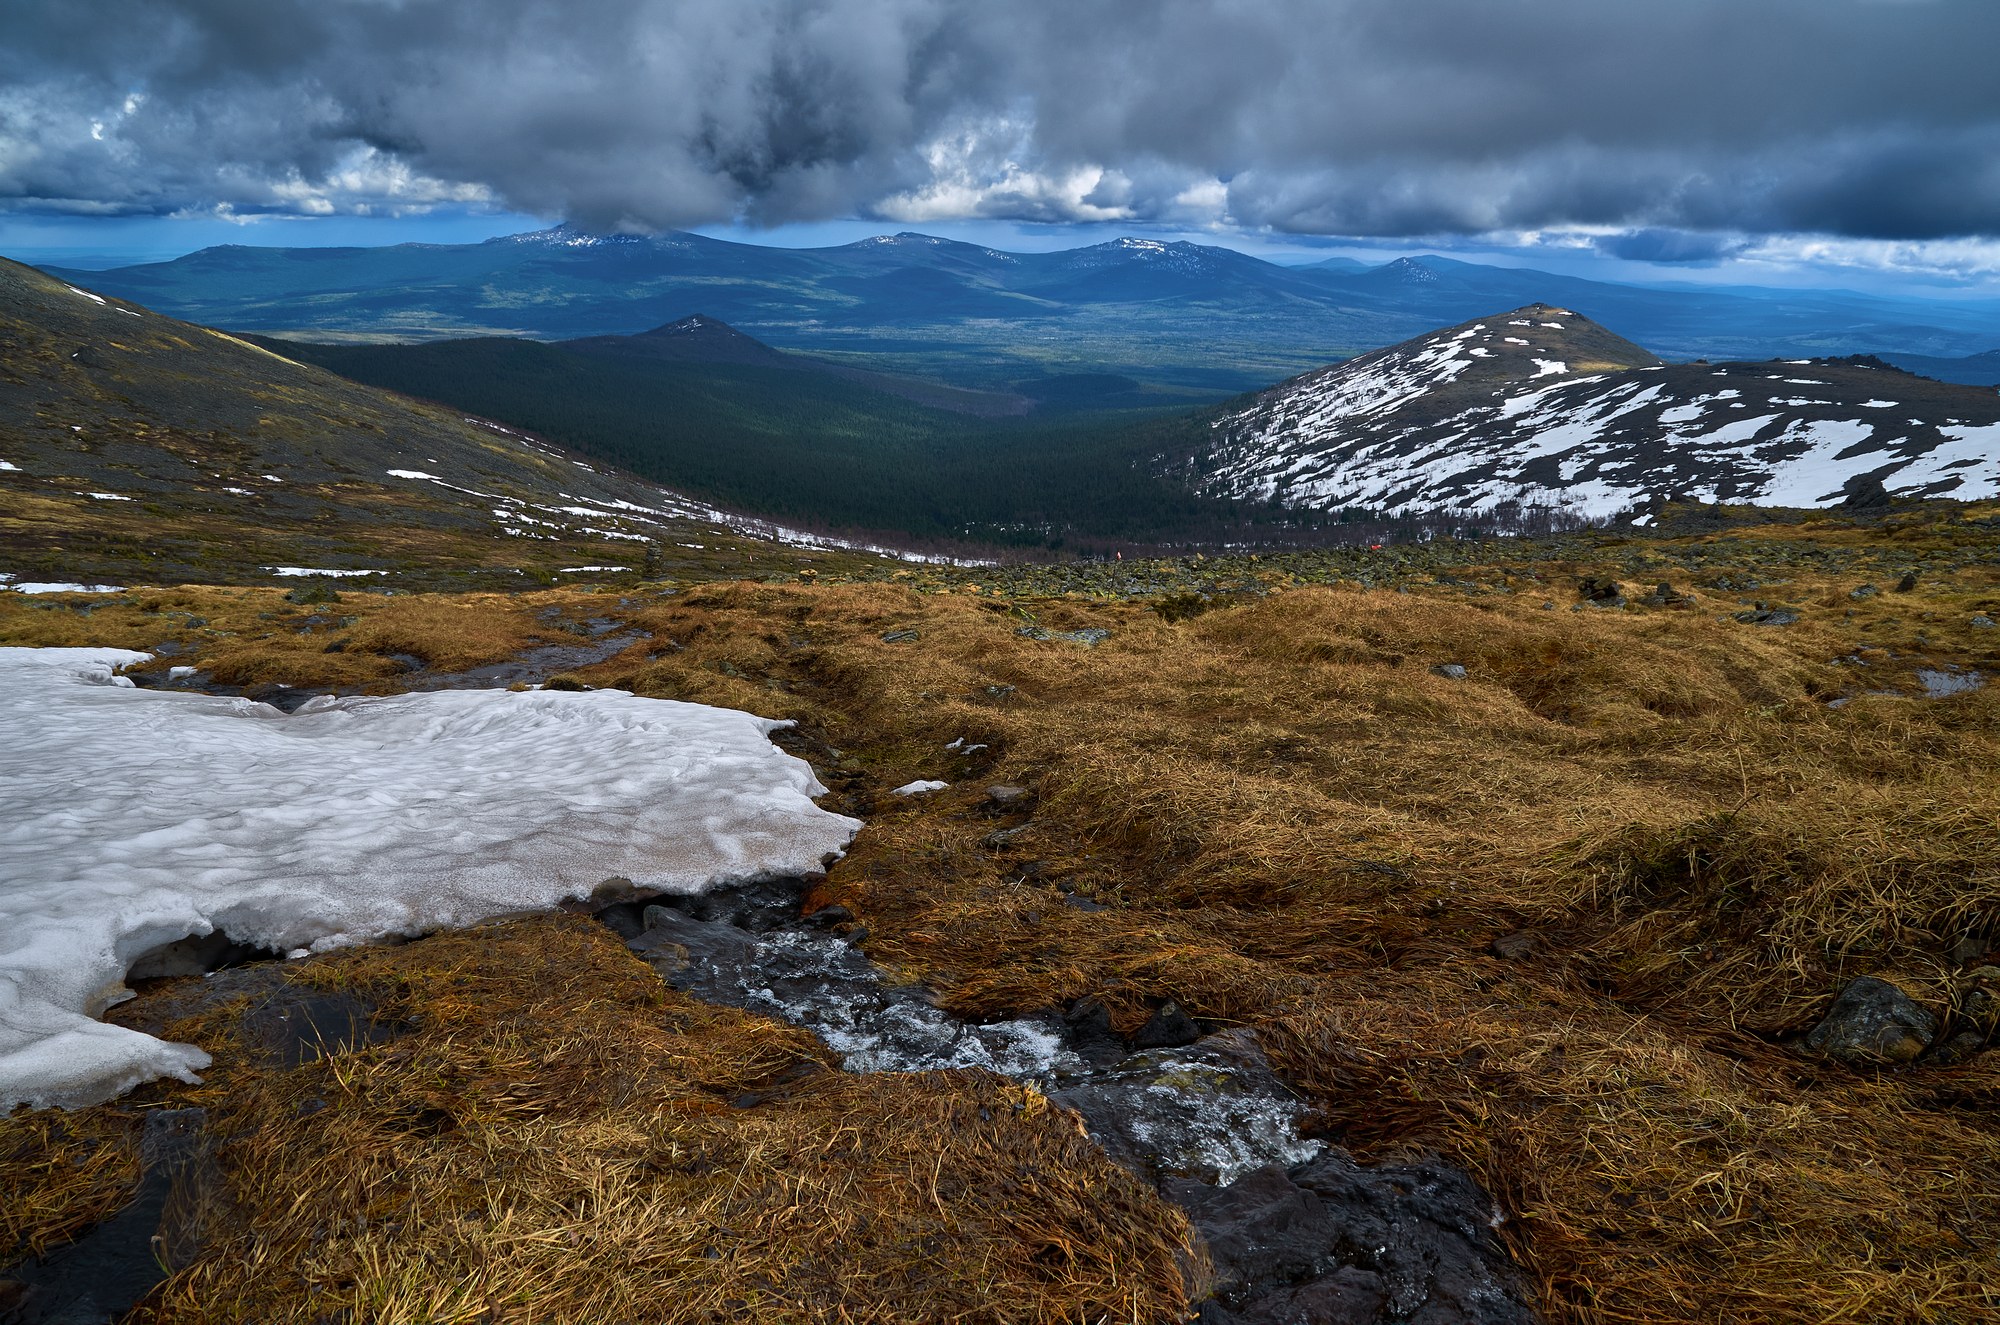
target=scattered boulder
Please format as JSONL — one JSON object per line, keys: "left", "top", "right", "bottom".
{"left": 1848, "top": 584, "right": 1880, "bottom": 600}
{"left": 1171, "top": 1148, "right": 1535, "bottom": 1325}
{"left": 1894, "top": 571, "right": 1919, "bottom": 593}
{"left": 1973, "top": 615, "right": 1997, "bottom": 630}
{"left": 1576, "top": 576, "right": 1624, "bottom": 607}
{"left": 1016, "top": 625, "right": 1111, "bottom": 646}
{"left": 1429, "top": 663, "right": 1468, "bottom": 680}
{"left": 1802, "top": 976, "right": 1936, "bottom": 1065}
{"left": 1641, "top": 581, "right": 1692, "bottom": 608}
{"left": 1735, "top": 606, "right": 1799, "bottom": 626}
{"left": 986, "top": 784, "right": 1032, "bottom": 806}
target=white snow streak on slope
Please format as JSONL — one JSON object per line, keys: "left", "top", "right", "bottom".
{"left": 1751, "top": 420, "right": 1878, "bottom": 506}
{"left": 1890, "top": 423, "right": 2000, "bottom": 499}
{"left": 0, "top": 648, "right": 860, "bottom": 1110}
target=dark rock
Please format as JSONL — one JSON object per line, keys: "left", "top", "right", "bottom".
{"left": 1488, "top": 931, "right": 1536, "bottom": 962}
{"left": 1054, "top": 1029, "right": 1318, "bottom": 1187}
{"left": 1930, "top": 1030, "right": 1988, "bottom": 1066}
{"left": 1803, "top": 976, "right": 1937, "bottom": 1065}
{"left": 1132, "top": 1000, "right": 1201, "bottom": 1049}
{"left": 126, "top": 929, "right": 282, "bottom": 981}
{"left": 1429, "top": 663, "right": 1468, "bottom": 680}
{"left": 1576, "top": 576, "right": 1624, "bottom": 605}
{"left": 630, "top": 907, "right": 760, "bottom": 981}
{"left": 1063, "top": 997, "right": 1128, "bottom": 1067}
{"left": 1170, "top": 1148, "right": 1534, "bottom": 1325}
{"left": 1894, "top": 571, "right": 1919, "bottom": 592}
{"left": 1734, "top": 607, "right": 1799, "bottom": 626}
{"left": 805, "top": 904, "right": 853, "bottom": 927}
{"left": 1840, "top": 473, "right": 1892, "bottom": 510}
{"left": 1061, "top": 894, "right": 1109, "bottom": 913}
{"left": 983, "top": 823, "right": 1034, "bottom": 848}
{"left": 880, "top": 629, "right": 921, "bottom": 643}
{"left": 1949, "top": 935, "right": 1992, "bottom": 967}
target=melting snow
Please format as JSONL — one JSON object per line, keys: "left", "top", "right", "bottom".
{"left": 891, "top": 780, "right": 949, "bottom": 796}
{"left": 265, "top": 567, "right": 384, "bottom": 578}
{"left": 0, "top": 461, "right": 19, "bottom": 472}
{"left": 64, "top": 286, "right": 107, "bottom": 305}
{"left": 0, "top": 648, "right": 860, "bottom": 1109}
{"left": 1530, "top": 360, "right": 1567, "bottom": 379}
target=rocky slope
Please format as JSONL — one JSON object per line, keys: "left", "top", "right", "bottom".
{"left": 1178, "top": 305, "right": 2000, "bottom": 519}
{"left": 0, "top": 259, "right": 886, "bottom": 586}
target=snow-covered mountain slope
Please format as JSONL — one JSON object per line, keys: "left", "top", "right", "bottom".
{"left": 1181, "top": 306, "right": 2000, "bottom": 518}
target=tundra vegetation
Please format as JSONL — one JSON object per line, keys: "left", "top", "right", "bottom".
{"left": 3, "top": 502, "right": 1999, "bottom": 1323}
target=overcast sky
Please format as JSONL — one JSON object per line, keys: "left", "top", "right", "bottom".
{"left": 5, "top": 0, "right": 1999, "bottom": 289}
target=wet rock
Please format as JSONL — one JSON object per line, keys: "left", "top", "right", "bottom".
{"left": 1055, "top": 1029, "right": 1321, "bottom": 1187}
{"left": 126, "top": 930, "right": 282, "bottom": 981}
{"left": 1429, "top": 663, "right": 1468, "bottom": 680}
{"left": 1132, "top": 1000, "right": 1201, "bottom": 1050}
{"left": 880, "top": 629, "right": 920, "bottom": 643}
{"left": 1803, "top": 976, "right": 1936, "bottom": 1065}
{"left": 1171, "top": 1148, "right": 1534, "bottom": 1325}
{"left": 629, "top": 907, "right": 759, "bottom": 979}
{"left": 1063, "top": 998, "right": 1129, "bottom": 1068}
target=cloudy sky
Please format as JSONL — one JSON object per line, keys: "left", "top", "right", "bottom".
{"left": 4, "top": 0, "right": 1999, "bottom": 290}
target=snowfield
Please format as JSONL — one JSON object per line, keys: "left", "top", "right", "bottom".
{"left": 0, "top": 648, "right": 860, "bottom": 1110}
{"left": 1193, "top": 308, "right": 2000, "bottom": 518}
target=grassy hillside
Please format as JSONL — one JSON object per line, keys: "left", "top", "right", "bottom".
{"left": 0, "top": 257, "right": 847, "bottom": 587}
{"left": 5, "top": 506, "right": 1999, "bottom": 1322}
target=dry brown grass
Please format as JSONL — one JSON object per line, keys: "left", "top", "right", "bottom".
{"left": 109, "top": 916, "right": 1196, "bottom": 1324}
{"left": 6, "top": 518, "right": 2000, "bottom": 1322}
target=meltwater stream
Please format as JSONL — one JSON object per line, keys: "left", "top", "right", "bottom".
{"left": 598, "top": 881, "right": 1540, "bottom": 1325}
{"left": 597, "top": 882, "right": 1323, "bottom": 1189}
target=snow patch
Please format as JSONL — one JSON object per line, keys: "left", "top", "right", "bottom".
{"left": 265, "top": 567, "right": 385, "bottom": 578}
{"left": 0, "top": 648, "right": 860, "bottom": 1109}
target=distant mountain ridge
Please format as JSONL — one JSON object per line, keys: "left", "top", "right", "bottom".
{"left": 38, "top": 228, "right": 2000, "bottom": 397}
{"left": 1178, "top": 306, "right": 2000, "bottom": 519}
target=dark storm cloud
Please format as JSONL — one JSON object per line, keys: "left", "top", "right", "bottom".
{"left": 2, "top": 0, "right": 1997, "bottom": 240}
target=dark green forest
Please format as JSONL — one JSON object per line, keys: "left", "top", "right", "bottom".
{"left": 259, "top": 336, "right": 1280, "bottom": 547}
